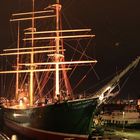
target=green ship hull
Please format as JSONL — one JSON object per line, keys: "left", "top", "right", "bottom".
{"left": 3, "top": 98, "right": 98, "bottom": 136}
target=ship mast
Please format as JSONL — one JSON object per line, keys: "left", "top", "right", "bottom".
{"left": 29, "top": 0, "right": 35, "bottom": 106}
{"left": 54, "top": 0, "right": 61, "bottom": 97}
{"left": 15, "top": 22, "right": 20, "bottom": 100}
{"left": 0, "top": 0, "right": 97, "bottom": 103}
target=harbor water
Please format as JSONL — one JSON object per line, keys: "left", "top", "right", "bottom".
{"left": 1, "top": 125, "right": 140, "bottom": 140}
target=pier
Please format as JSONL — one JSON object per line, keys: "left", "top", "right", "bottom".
{"left": 0, "top": 132, "right": 10, "bottom": 140}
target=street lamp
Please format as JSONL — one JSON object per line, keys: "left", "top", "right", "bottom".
{"left": 122, "top": 111, "right": 125, "bottom": 131}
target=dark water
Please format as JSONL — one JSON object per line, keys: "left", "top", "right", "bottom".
{"left": 1, "top": 125, "right": 140, "bottom": 140}
{"left": 2, "top": 126, "right": 31, "bottom": 140}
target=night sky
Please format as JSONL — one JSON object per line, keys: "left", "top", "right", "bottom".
{"left": 0, "top": 0, "right": 140, "bottom": 99}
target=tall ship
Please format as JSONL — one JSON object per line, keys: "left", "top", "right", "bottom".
{"left": 0, "top": 0, "right": 140, "bottom": 140}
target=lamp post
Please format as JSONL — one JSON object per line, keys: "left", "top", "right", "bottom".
{"left": 122, "top": 111, "right": 125, "bottom": 131}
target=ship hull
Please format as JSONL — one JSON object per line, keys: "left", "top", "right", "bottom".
{"left": 5, "top": 118, "right": 90, "bottom": 140}
{"left": 3, "top": 98, "right": 98, "bottom": 139}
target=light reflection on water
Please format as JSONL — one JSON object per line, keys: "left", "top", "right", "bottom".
{"left": 1, "top": 126, "right": 140, "bottom": 140}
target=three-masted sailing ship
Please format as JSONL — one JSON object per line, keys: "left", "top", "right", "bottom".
{"left": 0, "top": 0, "right": 140, "bottom": 140}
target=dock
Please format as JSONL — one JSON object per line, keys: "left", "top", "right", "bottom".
{"left": 0, "top": 132, "right": 10, "bottom": 140}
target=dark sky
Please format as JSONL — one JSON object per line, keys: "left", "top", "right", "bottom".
{"left": 0, "top": 0, "right": 140, "bottom": 99}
